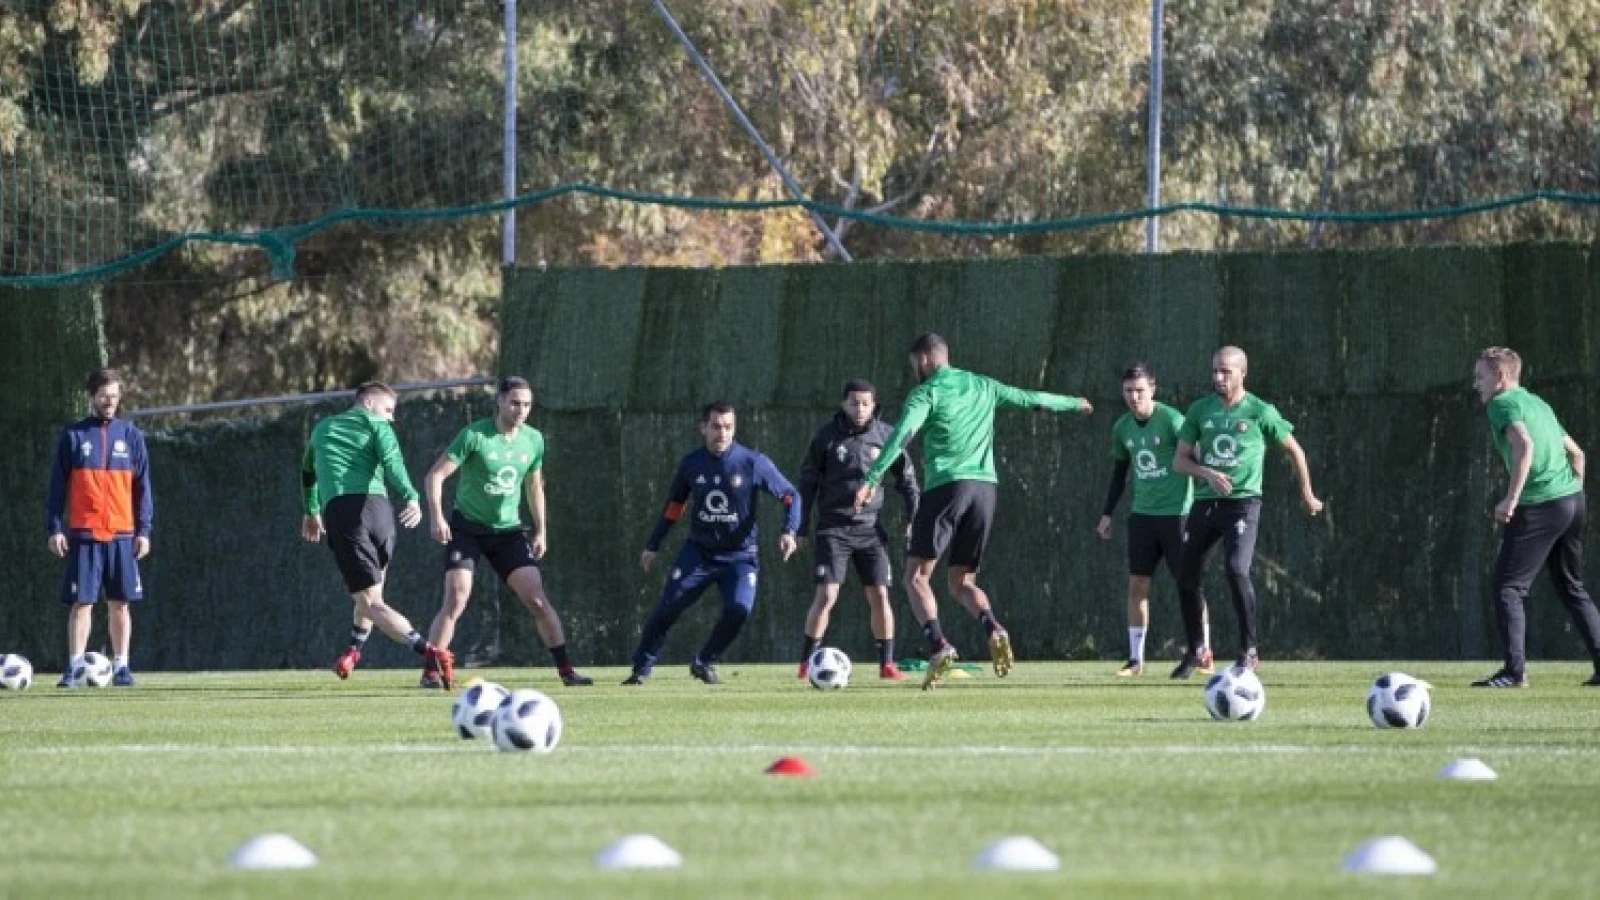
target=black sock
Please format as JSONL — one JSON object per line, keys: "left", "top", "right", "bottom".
{"left": 876, "top": 638, "right": 894, "bottom": 667}
{"left": 800, "top": 635, "right": 821, "bottom": 663}
{"left": 548, "top": 643, "right": 574, "bottom": 675}
{"left": 977, "top": 610, "right": 1001, "bottom": 637}
{"left": 348, "top": 626, "right": 371, "bottom": 652}
{"left": 921, "top": 619, "right": 946, "bottom": 652}
{"left": 407, "top": 632, "right": 429, "bottom": 655}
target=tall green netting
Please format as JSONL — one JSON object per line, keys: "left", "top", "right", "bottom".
{"left": 4, "top": 1, "right": 1597, "bottom": 286}
{"left": 0, "top": 286, "right": 105, "bottom": 667}
{"left": 1, "top": 0, "right": 503, "bottom": 283}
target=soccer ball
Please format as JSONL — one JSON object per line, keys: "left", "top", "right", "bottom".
{"left": 807, "top": 647, "right": 852, "bottom": 690}
{"left": 1367, "top": 672, "right": 1431, "bottom": 729}
{"left": 1203, "top": 666, "right": 1266, "bottom": 721}
{"left": 451, "top": 681, "right": 511, "bottom": 740}
{"left": 72, "top": 652, "right": 114, "bottom": 688}
{"left": 490, "top": 689, "right": 563, "bottom": 753}
{"left": 1, "top": 654, "right": 32, "bottom": 690}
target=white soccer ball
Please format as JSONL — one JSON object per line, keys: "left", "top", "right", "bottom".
{"left": 1203, "top": 666, "right": 1266, "bottom": 721}
{"left": 807, "top": 646, "right": 852, "bottom": 690}
{"left": 1367, "top": 672, "right": 1431, "bottom": 729}
{"left": 451, "top": 681, "right": 511, "bottom": 740}
{"left": 490, "top": 689, "right": 563, "bottom": 753}
{"left": 72, "top": 652, "right": 113, "bottom": 688}
{"left": 1, "top": 654, "right": 33, "bottom": 690}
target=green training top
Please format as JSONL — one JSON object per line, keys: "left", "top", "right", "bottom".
{"left": 1111, "top": 402, "right": 1193, "bottom": 516}
{"left": 446, "top": 418, "right": 545, "bottom": 531}
{"left": 864, "top": 366, "right": 1083, "bottom": 493}
{"left": 301, "top": 406, "right": 419, "bottom": 516}
{"left": 1178, "top": 392, "right": 1293, "bottom": 501}
{"left": 1486, "top": 386, "right": 1581, "bottom": 506}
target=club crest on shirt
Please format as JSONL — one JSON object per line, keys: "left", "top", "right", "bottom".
{"left": 730, "top": 474, "right": 743, "bottom": 489}
{"left": 1237, "top": 422, "right": 1249, "bottom": 433}
{"left": 835, "top": 444, "right": 848, "bottom": 462}
{"left": 867, "top": 446, "right": 881, "bottom": 460}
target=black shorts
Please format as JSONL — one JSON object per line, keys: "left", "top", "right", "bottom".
{"left": 445, "top": 511, "right": 538, "bottom": 582}
{"left": 909, "top": 481, "right": 997, "bottom": 571}
{"left": 323, "top": 494, "right": 396, "bottom": 594}
{"left": 813, "top": 525, "right": 892, "bottom": 587}
{"left": 1127, "top": 513, "right": 1185, "bottom": 579}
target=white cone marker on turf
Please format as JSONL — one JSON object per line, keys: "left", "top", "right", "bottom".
{"left": 1341, "top": 836, "right": 1437, "bottom": 875}
{"left": 973, "top": 836, "right": 1060, "bottom": 872}
{"left": 229, "top": 834, "right": 318, "bottom": 870}
{"left": 1437, "top": 758, "right": 1498, "bottom": 781}
{"left": 595, "top": 834, "right": 683, "bottom": 870}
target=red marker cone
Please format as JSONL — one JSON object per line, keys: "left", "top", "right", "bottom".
{"left": 765, "top": 756, "right": 815, "bottom": 776}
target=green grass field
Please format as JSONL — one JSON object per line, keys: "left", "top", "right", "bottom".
{"left": 3, "top": 661, "right": 1598, "bottom": 899}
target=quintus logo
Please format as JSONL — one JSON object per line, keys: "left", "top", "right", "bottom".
{"left": 1134, "top": 449, "right": 1167, "bottom": 480}
{"left": 698, "top": 489, "right": 739, "bottom": 525}
{"left": 1204, "top": 434, "right": 1240, "bottom": 468}
{"left": 484, "top": 465, "right": 520, "bottom": 496}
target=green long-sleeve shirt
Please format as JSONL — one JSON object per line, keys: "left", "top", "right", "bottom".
{"left": 301, "top": 407, "right": 419, "bottom": 516}
{"left": 864, "top": 366, "right": 1083, "bottom": 492}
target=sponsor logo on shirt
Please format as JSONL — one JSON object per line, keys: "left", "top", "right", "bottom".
{"left": 1134, "top": 449, "right": 1167, "bottom": 480}
{"left": 698, "top": 489, "right": 739, "bottom": 525}
{"left": 484, "top": 465, "right": 520, "bottom": 496}
{"left": 1203, "top": 434, "right": 1240, "bottom": 468}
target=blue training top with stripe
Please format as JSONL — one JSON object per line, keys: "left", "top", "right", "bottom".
{"left": 645, "top": 443, "right": 801, "bottom": 557}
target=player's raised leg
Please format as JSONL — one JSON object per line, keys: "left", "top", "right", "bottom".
{"left": 353, "top": 581, "right": 454, "bottom": 687}
{"left": 949, "top": 566, "right": 1011, "bottom": 677}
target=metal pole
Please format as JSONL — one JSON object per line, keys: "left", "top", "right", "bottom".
{"left": 649, "top": 0, "right": 853, "bottom": 261}
{"left": 128, "top": 377, "right": 498, "bottom": 419}
{"left": 1145, "top": 0, "right": 1165, "bottom": 253}
{"left": 502, "top": 0, "right": 519, "bottom": 267}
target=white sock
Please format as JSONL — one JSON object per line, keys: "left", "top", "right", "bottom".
{"left": 1128, "top": 627, "right": 1146, "bottom": 662}
{"left": 113, "top": 655, "right": 128, "bottom": 670}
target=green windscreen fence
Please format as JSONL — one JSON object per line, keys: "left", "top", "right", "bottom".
{"left": 4, "top": 246, "right": 1599, "bottom": 670}
{"left": 498, "top": 244, "right": 1600, "bottom": 669}
{"left": 0, "top": 286, "right": 106, "bottom": 664}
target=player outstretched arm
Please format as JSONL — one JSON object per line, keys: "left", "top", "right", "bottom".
{"left": 1276, "top": 434, "right": 1324, "bottom": 515}
{"left": 641, "top": 463, "right": 691, "bottom": 570}
{"left": 526, "top": 468, "right": 548, "bottom": 559}
{"left": 858, "top": 389, "right": 933, "bottom": 509}
{"left": 423, "top": 454, "right": 460, "bottom": 544}
{"left": 753, "top": 454, "right": 802, "bottom": 561}
{"left": 992, "top": 379, "right": 1094, "bottom": 415}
